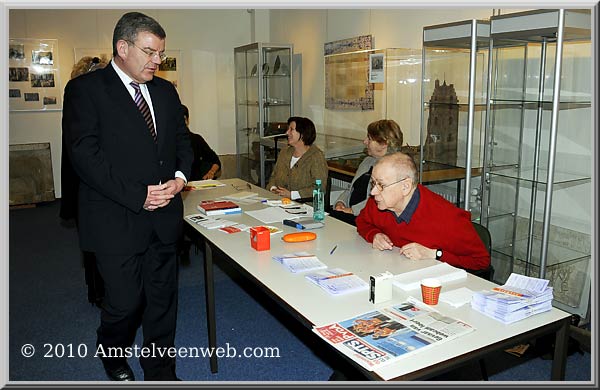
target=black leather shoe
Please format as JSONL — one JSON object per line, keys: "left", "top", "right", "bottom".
{"left": 105, "top": 363, "right": 135, "bottom": 381}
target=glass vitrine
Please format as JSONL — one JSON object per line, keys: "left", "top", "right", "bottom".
{"left": 234, "top": 43, "right": 293, "bottom": 187}
{"left": 420, "top": 20, "right": 491, "bottom": 219}
{"left": 482, "top": 9, "right": 592, "bottom": 317}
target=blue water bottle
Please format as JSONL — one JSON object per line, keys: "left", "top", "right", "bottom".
{"left": 313, "top": 179, "right": 325, "bottom": 222}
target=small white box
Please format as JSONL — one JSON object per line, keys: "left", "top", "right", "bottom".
{"left": 369, "top": 271, "right": 394, "bottom": 304}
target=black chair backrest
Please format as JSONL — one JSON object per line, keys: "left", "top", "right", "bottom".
{"left": 472, "top": 222, "right": 492, "bottom": 255}
{"left": 469, "top": 222, "right": 494, "bottom": 281}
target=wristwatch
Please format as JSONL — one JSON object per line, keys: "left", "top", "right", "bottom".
{"left": 435, "top": 249, "right": 443, "bottom": 260}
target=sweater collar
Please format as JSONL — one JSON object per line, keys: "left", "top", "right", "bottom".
{"left": 387, "top": 186, "right": 420, "bottom": 224}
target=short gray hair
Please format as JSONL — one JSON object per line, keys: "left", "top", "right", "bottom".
{"left": 378, "top": 152, "right": 418, "bottom": 185}
{"left": 112, "top": 12, "right": 166, "bottom": 57}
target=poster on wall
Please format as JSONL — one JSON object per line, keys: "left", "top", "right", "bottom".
{"left": 324, "top": 35, "right": 374, "bottom": 110}
{"left": 156, "top": 50, "right": 181, "bottom": 93}
{"left": 73, "top": 48, "right": 181, "bottom": 94}
{"left": 369, "top": 53, "right": 384, "bottom": 83}
{"left": 9, "top": 39, "right": 61, "bottom": 111}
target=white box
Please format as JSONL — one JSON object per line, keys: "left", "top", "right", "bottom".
{"left": 369, "top": 271, "right": 393, "bottom": 304}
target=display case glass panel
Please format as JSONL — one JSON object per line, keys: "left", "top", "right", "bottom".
{"left": 483, "top": 9, "right": 592, "bottom": 317}
{"left": 420, "top": 20, "right": 490, "bottom": 219}
{"left": 234, "top": 43, "right": 293, "bottom": 187}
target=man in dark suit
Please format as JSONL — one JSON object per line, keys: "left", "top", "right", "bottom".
{"left": 62, "top": 12, "right": 193, "bottom": 381}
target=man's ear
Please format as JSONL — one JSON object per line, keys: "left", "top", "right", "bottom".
{"left": 116, "top": 39, "right": 129, "bottom": 59}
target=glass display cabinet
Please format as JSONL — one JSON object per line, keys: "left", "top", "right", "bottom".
{"left": 482, "top": 9, "right": 592, "bottom": 317}
{"left": 323, "top": 48, "right": 422, "bottom": 206}
{"left": 234, "top": 43, "right": 293, "bottom": 187}
{"left": 420, "top": 20, "right": 491, "bottom": 218}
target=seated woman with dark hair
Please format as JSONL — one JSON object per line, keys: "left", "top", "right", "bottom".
{"left": 182, "top": 104, "right": 221, "bottom": 180}
{"left": 267, "top": 116, "right": 328, "bottom": 200}
{"left": 330, "top": 119, "right": 403, "bottom": 226}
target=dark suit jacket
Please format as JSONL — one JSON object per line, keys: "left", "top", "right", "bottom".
{"left": 62, "top": 63, "right": 193, "bottom": 255}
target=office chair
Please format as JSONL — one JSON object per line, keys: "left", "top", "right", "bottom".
{"left": 470, "top": 222, "right": 495, "bottom": 282}
{"left": 469, "top": 221, "right": 495, "bottom": 381}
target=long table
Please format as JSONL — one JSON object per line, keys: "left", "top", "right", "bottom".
{"left": 182, "top": 178, "right": 571, "bottom": 381}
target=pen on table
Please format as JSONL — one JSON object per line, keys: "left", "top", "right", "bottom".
{"left": 329, "top": 245, "right": 338, "bottom": 255}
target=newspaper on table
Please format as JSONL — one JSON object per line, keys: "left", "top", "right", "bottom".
{"left": 470, "top": 273, "right": 554, "bottom": 324}
{"left": 313, "top": 297, "right": 474, "bottom": 371}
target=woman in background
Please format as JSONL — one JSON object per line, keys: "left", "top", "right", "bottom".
{"left": 267, "top": 116, "right": 328, "bottom": 200}
{"left": 330, "top": 119, "right": 403, "bottom": 225}
{"left": 182, "top": 104, "right": 221, "bottom": 180}
{"left": 60, "top": 56, "right": 109, "bottom": 307}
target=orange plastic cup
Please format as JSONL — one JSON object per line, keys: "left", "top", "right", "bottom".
{"left": 421, "top": 278, "right": 442, "bottom": 305}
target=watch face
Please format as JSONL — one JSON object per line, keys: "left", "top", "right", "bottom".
{"left": 436, "top": 249, "right": 443, "bottom": 259}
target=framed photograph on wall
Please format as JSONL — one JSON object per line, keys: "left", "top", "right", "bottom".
{"left": 369, "top": 53, "right": 384, "bottom": 83}
{"left": 324, "top": 35, "right": 374, "bottom": 110}
{"left": 9, "top": 38, "right": 61, "bottom": 111}
{"left": 156, "top": 50, "right": 181, "bottom": 93}
{"left": 73, "top": 48, "right": 112, "bottom": 66}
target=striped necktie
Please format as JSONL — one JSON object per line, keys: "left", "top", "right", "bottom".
{"left": 130, "top": 82, "right": 157, "bottom": 143}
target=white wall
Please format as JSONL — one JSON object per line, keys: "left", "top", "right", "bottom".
{"left": 9, "top": 8, "right": 254, "bottom": 197}
{"left": 270, "top": 9, "right": 497, "bottom": 139}
{"left": 6, "top": 7, "right": 549, "bottom": 199}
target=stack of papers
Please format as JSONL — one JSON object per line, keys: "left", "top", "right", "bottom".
{"left": 392, "top": 262, "right": 467, "bottom": 291}
{"left": 223, "top": 191, "right": 258, "bottom": 200}
{"left": 439, "top": 287, "right": 475, "bottom": 308}
{"left": 184, "top": 180, "right": 226, "bottom": 190}
{"left": 305, "top": 268, "right": 368, "bottom": 295}
{"left": 272, "top": 252, "right": 327, "bottom": 273}
{"left": 471, "top": 273, "right": 554, "bottom": 324}
{"left": 186, "top": 214, "right": 238, "bottom": 230}
{"left": 197, "top": 200, "right": 242, "bottom": 216}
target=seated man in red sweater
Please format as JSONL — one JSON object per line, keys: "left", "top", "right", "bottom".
{"left": 355, "top": 152, "right": 490, "bottom": 271}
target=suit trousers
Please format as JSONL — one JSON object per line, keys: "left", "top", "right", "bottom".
{"left": 95, "top": 233, "right": 178, "bottom": 380}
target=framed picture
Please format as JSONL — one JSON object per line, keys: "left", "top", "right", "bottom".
{"left": 73, "top": 48, "right": 112, "bottom": 67}
{"left": 9, "top": 38, "right": 61, "bottom": 111}
{"left": 156, "top": 50, "right": 181, "bottom": 93}
{"left": 369, "top": 53, "right": 385, "bottom": 83}
{"left": 324, "top": 35, "right": 374, "bottom": 110}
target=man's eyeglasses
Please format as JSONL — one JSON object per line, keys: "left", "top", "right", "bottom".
{"left": 369, "top": 177, "right": 409, "bottom": 192}
{"left": 127, "top": 41, "right": 167, "bottom": 62}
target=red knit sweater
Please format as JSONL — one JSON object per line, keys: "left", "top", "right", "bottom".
{"left": 356, "top": 185, "right": 490, "bottom": 270}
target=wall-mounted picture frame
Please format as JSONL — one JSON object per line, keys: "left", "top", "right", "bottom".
{"left": 324, "top": 35, "right": 374, "bottom": 110}
{"left": 369, "top": 53, "right": 384, "bottom": 83}
{"left": 9, "top": 38, "right": 61, "bottom": 111}
{"left": 156, "top": 50, "right": 181, "bottom": 93}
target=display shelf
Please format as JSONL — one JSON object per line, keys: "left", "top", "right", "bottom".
{"left": 481, "top": 9, "right": 592, "bottom": 318}
{"left": 420, "top": 19, "right": 491, "bottom": 219}
{"left": 488, "top": 167, "right": 591, "bottom": 184}
{"left": 234, "top": 42, "right": 293, "bottom": 186}
{"left": 492, "top": 237, "right": 589, "bottom": 268}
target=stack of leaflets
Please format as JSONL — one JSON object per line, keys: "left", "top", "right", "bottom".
{"left": 305, "top": 268, "right": 368, "bottom": 295}
{"left": 222, "top": 191, "right": 258, "bottom": 200}
{"left": 471, "top": 273, "right": 553, "bottom": 324}
{"left": 197, "top": 200, "right": 242, "bottom": 216}
{"left": 184, "top": 180, "right": 226, "bottom": 191}
{"left": 272, "top": 252, "right": 327, "bottom": 273}
{"left": 313, "top": 296, "right": 474, "bottom": 371}
{"left": 186, "top": 214, "right": 238, "bottom": 230}
{"left": 393, "top": 262, "right": 467, "bottom": 291}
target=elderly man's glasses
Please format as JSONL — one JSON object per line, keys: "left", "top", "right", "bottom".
{"left": 369, "top": 177, "right": 409, "bottom": 192}
{"left": 127, "top": 40, "right": 167, "bottom": 62}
